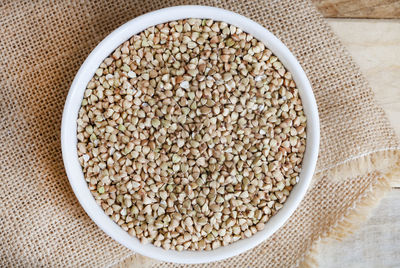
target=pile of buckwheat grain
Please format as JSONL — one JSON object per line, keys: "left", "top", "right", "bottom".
{"left": 77, "top": 18, "right": 306, "bottom": 251}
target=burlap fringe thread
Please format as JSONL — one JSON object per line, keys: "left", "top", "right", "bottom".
{"left": 113, "top": 150, "right": 400, "bottom": 268}
{"left": 300, "top": 149, "right": 400, "bottom": 268}
{"left": 113, "top": 253, "right": 156, "bottom": 268}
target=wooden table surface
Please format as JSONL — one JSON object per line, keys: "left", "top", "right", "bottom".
{"left": 313, "top": 0, "right": 400, "bottom": 19}
{"left": 315, "top": 3, "right": 400, "bottom": 266}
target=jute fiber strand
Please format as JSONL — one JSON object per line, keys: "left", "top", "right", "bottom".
{"left": 0, "top": 0, "right": 399, "bottom": 267}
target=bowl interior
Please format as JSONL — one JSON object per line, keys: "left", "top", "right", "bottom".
{"left": 61, "top": 5, "right": 319, "bottom": 264}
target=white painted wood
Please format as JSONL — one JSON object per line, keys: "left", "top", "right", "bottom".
{"left": 316, "top": 190, "right": 400, "bottom": 267}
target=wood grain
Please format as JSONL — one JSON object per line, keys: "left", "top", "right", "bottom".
{"left": 316, "top": 190, "right": 400, "bottom": 267}
{"left": 313, "top": 0, "right": 400, "bottom": 18}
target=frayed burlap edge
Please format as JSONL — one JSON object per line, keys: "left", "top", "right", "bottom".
{"left": 111, "top": 253, "right": 157, "bottom": 268}
{"left": 299, "top": 149, "right": 400, "bottom": 268}
{"left": 316, "top": 148, "right": 400, "bottom": 182}
{"left": 114, "top": 150, "right": 400, "bottom": 268}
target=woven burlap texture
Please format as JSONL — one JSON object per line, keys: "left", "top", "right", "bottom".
{"left": 1, "top": 0, "right": 399, "bottom": 267}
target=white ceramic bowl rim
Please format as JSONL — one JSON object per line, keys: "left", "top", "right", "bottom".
{"left": 61, "top": 5, "right": 319, "bottom": 264}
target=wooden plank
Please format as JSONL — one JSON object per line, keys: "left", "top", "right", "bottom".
{"left": 316, "top": 189, "right": 400, "bottom": 267}
{"left": 313, "top": 0, "right": 400, "bottom": 19}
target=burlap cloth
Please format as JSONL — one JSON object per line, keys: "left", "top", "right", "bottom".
{"left": 1, "top": 0, "right": 399, "bottom": 267}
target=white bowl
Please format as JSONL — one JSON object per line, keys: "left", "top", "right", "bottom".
{"left": 61, "top": 5, "right": 319, "bottom": 264}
